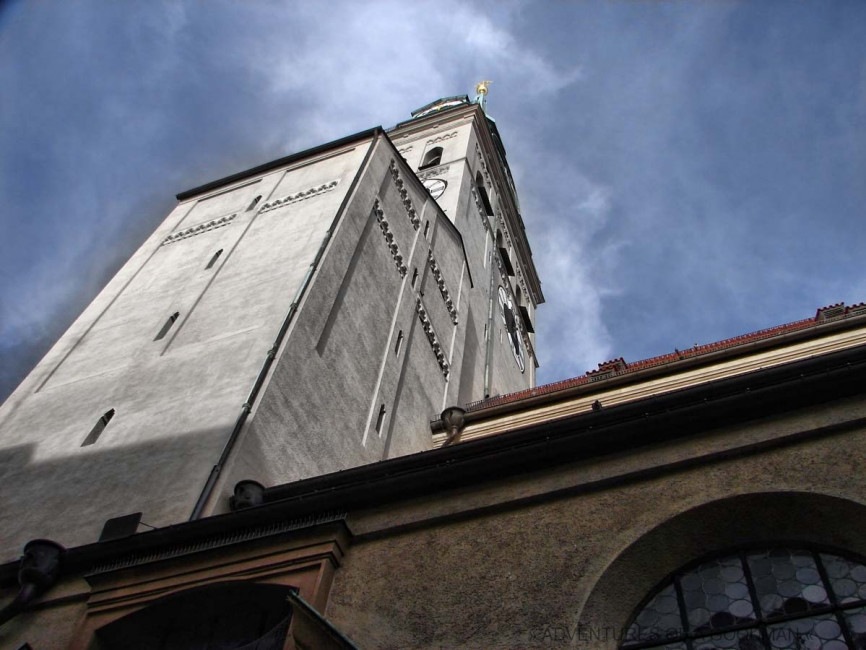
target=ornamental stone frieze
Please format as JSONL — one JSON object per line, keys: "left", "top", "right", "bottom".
{"left": 259, "top": 180, "right": 339, "bottom": 213}
{"left": 426, "top": 131, "right": 458, "bottom": 145}
{"left": 162, "top": 213, "right": 237, "bottom": 245}
{"left": 416, "top": 298, "right": 450, "bottom": 378}
{"left": 388, "top": 160, "right": 421, "bottom": 230}
{"left": 474, "top": 143, "right": 493, "bottom": 187}
{"left": 495, "top": 210, "right": 514, "bottom": 249}
{"left": 427, "top": 250, "right": 458, "bottom": 324}
{"left": 373, "top": 200, "right": 407, "bottom": 277}
{"left": 417, "top": 164, "right": 450, "bottom": 180}
{"left": 470, "top": 187, "right": 492, "bottom": 232}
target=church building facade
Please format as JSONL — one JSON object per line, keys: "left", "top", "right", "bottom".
{"left": 2, "top": 93, "right": 866, "bottom": 650}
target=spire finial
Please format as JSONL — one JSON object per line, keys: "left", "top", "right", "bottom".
{"left": 474, "top": 80, "right": 492, "bottom": 112}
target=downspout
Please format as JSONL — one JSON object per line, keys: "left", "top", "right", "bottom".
{"left": 0, "top": 540, "right": 63, "bottom": 628}
{"left": 189, "top": 131, "right": 383, "bottom": 520}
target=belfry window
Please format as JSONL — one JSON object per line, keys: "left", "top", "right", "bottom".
{"left": 420, "top": 147, "right": 443, "bottom": 169}
{"left": 621, "top": 547, "right": 866, "bottom": 650}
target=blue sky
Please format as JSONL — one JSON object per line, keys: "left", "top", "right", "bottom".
{"left": 1, "top": 0, "right": 865, "bottom": 401}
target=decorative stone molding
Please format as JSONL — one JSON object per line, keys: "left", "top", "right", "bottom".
{"left": 397, "top": 145, "right": 413, "bottom": 154}
{"left": 388, "top": 160, "right": 421, "bottom": 230}
{"left": 88, "top": 511, "right": 347, "bottom": 574}
{"left": 417, "top": 164, "right": 450, "bottom": 180}
{"left": 517, "top": 272, "right": 529, "bottom": 303}
{"left": 470, "top": 187, "right": 492, "bottom": 232}
{"left": 474, "top": 143, "right": 492, "bottom": 187}
{"left": 373, "top": 200, "right": 407, "bottom": 277}
{"left": 496, "top": 210, "right": 514, "bottom": 249}
{"left": 259, "top": 180, "right": 339, "bottom": 213}
{"left": 416, "top": 298, "right": 450, "bottom": 378}
{"left": 426, "top": 131, "right": 458, "bottom": 145}
{"left": 428, "top": 250, "right": 458, "bottom": 324}
{"left": 162, "top": 213, "right": 237, "bottom": 245}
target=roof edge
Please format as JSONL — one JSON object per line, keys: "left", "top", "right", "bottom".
{"left": 176, "top": 127, "right": 382, "bottom": 201}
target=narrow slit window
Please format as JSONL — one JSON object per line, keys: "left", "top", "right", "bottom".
{"left": 375, "top": 404, "right": 386, "bottom": 435}
{"left": 395, "top": 330, "right": 404, "bottom": 356}
{"left": 154, "top": 312, "right": 180, "bottom": 341}
{"left": 82, "top": 409, "right": 115, "bottom": 447}
{"left": 424, "top": 221, "right": 430, "bottom": 238}
{"left": 247, "top": 195, "right": 262, "bottom": 211}
{"left": 420, "top": 147, "right": 443, "bottom": 170}
{"left": 411, "top": 268, "right": 418, "bottom": 288}
{"left": 205, "top": 249, "right": 223, "bottom": 269}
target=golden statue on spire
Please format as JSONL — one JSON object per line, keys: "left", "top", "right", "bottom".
{"left": 475, "top": 80, "right": 492, "bottom": 113}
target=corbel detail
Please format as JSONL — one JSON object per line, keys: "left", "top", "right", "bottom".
{"left": 474, "top": 143, "right": 493, "bottom": 188}
{"left": 259, "top": 180, "right": 339, "bottom": 213}
{"left": 470, "top": 187, "right": 492, "bottom": 233}
{"left": 428, "top": 249, "right": 458, "bottom": 324}
{"left": 426, "top": 131, "right": 458, "bottom": 145}
{"left": 162, "top": 213, "right": 237, "bottom": 245}
{"left": 388, "top": 160, "right": 421, "bottom": 230}
{"left": 416, "top": 298, "right": 450, "bottom": 378}
{"left": 373, "top": 200, "right": 407, "bottom": 277}
{"left": 417, "top": 164, "right": 450, "bottom": 180}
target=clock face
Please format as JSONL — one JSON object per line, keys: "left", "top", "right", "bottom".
{"left": 422, "top": 178, "right": 447, "bottom": 200}
{"left": 498, "top": 286, "right": 525, "bottom": 373}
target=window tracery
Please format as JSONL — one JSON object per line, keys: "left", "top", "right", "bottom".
{"left": 623, "top": 547, "right": 866, "bottom": 650}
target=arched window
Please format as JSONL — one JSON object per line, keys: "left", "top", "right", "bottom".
{"left": 622, "top": 547, "right": 866, "bottom": 650}
{"left": 420, "top": 147, "right": 443, "bottom": 169}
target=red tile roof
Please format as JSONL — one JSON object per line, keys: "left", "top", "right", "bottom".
{"left": 465, "top": 302, "right": 866, "bottom": 413}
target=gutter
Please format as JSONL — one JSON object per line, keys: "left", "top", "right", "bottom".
{"left": 452, "top": 311, "right": 866, "bottom": 425}
{"left": 177, "top": 128, "right": 381, "bottom": 201}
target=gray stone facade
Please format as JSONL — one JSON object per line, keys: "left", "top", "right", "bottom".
{"left": 0, "top": 98, "right": 542, "bottom": 558}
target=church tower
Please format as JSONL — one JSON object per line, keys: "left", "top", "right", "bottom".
{"left": 0, "top": 93, "right": 543, "bottom": 558}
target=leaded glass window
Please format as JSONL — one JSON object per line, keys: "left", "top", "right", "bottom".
{"left": 622, "top": 548, "right": 866, "bottom": 650}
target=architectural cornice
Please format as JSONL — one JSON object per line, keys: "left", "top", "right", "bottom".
{"left": 176, "top": 128, "right": 380, "bottom": 201}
